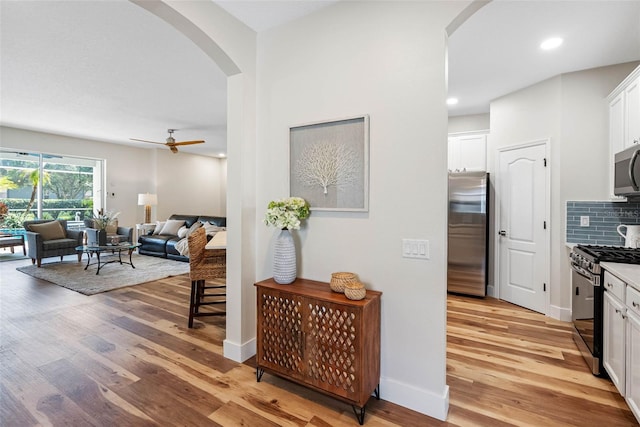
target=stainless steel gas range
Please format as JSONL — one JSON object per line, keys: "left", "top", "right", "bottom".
{"left": 570, "top": 245, "right": 640, "bottom": 376}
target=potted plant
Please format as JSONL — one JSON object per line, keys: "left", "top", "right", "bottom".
{"left": 92, "top": 209, "right": 119, "bottom": 245}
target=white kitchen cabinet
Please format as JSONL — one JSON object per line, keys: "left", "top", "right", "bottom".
{"left": 625, "top": 76, "right": 640, "bottom": 148}
{"left": 627, "top": 285, "right": 640, "bottom": 420}
{"left": 448, "top": 133, "right": 487, "bottom": 172}
{"left": 608, "top": 66, "right": 640, "bottom": 198}
{"left": 602, "top": 268, "right": 640, "bottom": 423}
{"left": 603, "top": 289, "right": 626, "bottom": 395}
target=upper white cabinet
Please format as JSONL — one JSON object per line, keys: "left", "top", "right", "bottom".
{"left": 609, "top": 66, "right": 640, "bottom": 197}
{"left": 448, "top": 133, "right": 487, "bottom": 172}
{"left": 625, "top": 76, "right": 640, "bottom": 148}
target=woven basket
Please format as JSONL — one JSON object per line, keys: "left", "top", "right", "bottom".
{"left": 329, "top": 272, "right": 357, "bottom": 293}
{"left": 344, "top": 282, "right": 366, "bottom": 300}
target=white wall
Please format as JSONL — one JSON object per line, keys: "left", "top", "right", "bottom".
{"left": 155, "top": 149, "right": 226, "bottom": 220}
{"left": 0, "top": 126, "right": 226, "bottom": 226}
{"left": 489, "top": 62, "right": 639, "bottom": 318}
{"left": 448, "top": 113, "right": 489, "bottom": 134}
{"left": 256, "top": 1, "right": 469, "bottom": 420}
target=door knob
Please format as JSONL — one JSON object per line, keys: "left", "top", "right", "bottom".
{"left": 498, "top": 230, "right": 507, "bottom": 236}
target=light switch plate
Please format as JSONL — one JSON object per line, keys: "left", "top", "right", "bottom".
{"left": 402, "top": 239, "right": 429, "bottom": 259}
{"left": 580, "top": 216, "right": 589, "bottom": 227}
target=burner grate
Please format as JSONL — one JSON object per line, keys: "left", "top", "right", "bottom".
{"left": 575, "top": 245, "right": 640, "bottom": 264}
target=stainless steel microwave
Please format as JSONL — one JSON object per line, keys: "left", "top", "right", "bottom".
{"left": 614, "top": 144, "right": 640, "bottom": 197}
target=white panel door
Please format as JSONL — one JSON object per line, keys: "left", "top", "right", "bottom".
{"left": 627, "top": 309, "right": 640, "bottom": 422}
{"left": 498, "top": 143, "right": 547, "bottom": 313}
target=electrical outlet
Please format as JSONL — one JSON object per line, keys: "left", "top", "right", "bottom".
{"left": 580, "top": 216, "right": 589, "bottom": 227}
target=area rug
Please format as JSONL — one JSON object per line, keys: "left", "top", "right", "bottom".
{"left": 16, "top": 254, "right": 189, "bottom": 295}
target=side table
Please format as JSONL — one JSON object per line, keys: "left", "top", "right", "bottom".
{"left": 0, "top": 233, "right": 26, "bottom": 255}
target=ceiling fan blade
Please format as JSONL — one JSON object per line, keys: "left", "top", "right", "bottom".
{"left": 168, "top": 140, "right": 205, "bottom": 146}
{"left": 130, "top": 138, "right": 165, "bottom": 145}
{"left": 169, "top": 145, "right": 179, "bottom": 153}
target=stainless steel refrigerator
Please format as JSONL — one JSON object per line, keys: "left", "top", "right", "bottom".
{"left": 447, "top": 171, "right": 489, "bottom": 296}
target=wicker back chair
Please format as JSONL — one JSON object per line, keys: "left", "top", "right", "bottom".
{"left": 187, "top": 227, "right": 226, "bottom": 328}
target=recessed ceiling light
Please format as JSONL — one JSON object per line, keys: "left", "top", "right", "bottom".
{"left": 446, "top": 97, "right": 459, "bottom": 106}
{"left": 540, "top": 37, "right": 563, "bottom": 50}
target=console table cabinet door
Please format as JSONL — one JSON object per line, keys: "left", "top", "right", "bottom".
{"left": 305, "top": 300, "right": 361, "bottom": 401}
{"left": 256, "top": 290, "right": 305, "bottom": 381}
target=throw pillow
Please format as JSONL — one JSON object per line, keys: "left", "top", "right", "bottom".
{"left": 29, "top": 221, "right": 66, "bottom": 240}
{"left": 153, "top": 221, "right": 166, "bottom": 235}
{"left": 203, "top": 222, "right": 225, "bottom": 236}
{"left": 160, "top": 219, "right": 185, "bottom": 236}
{"left": 105, "top": 219, "right": 118, "bottom": 234}
{"left": 177, "top": 225, "right": 188, "bottom": 239}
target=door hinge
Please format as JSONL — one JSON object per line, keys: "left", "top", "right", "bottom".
{"left": 544, "top": 283, "right": 546, "bottom": 292}
{"left": 543, "top": 158, "right": 547, "bottom": 167}
{"left": 543, "top": 221, "right": 547, "bottom": 229}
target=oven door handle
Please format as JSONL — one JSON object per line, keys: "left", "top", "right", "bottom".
{"left": 571, "top": 262, "right": 598, "bottom": 285}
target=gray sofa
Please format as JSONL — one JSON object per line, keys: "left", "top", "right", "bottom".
{"left": 138, "top": 214, "right": 226, "bottom": 262}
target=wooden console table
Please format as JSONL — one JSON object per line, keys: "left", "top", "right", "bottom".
{"left": 255, "top": 278, "right": 382, "bottom": 425}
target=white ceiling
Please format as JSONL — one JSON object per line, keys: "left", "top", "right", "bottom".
{"left": 1, "top": 1, "right": 639, "bottom": 157}
{"left": 448, "top": 0, "right": 640, "bottom": 117}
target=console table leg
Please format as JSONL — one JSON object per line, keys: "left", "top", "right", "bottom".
{"left": 374, "top": 384, "right": 380, "bottom": 400}
{"left": 351, "top": 405, "right": 366, "bottom": 425}
{"left": 256, "top": 368, "right": 264, "bottom": 382}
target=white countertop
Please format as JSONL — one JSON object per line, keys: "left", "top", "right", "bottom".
{"left": 205, "top": 230, "right": 227, "bottom": 250}
{"left": 601, "top": 262, "right": 640, "bottom": 291}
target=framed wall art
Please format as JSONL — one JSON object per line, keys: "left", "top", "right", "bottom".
{"left": 289, "top": 115, "right": 369, "bottom": 212}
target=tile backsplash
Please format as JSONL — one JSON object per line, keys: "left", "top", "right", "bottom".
{"left": 567, "top": 200, "right": 640, "bottom": 245}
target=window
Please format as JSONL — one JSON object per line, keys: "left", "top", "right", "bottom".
{"left": 0, "top": 150, "right": 104, "bottom": 230}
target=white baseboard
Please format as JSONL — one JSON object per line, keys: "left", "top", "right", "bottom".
{"left": 380, "top": 376, "right": 449, "bottom": 421}
{"left": 223, "top": 337, "right": 256, "bottom": 362}
{"left": 548, "top": 304, "right": 571, "bottom": 322}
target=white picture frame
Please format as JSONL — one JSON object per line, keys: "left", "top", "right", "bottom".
{"left": 289, "top": 115, "right": 369, "bottom": 212}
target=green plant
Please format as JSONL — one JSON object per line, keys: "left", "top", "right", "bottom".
{"left": 1, "top": 212, "right": 28, "bottom": 229}
{"left": 92, "top": 210, "right": 119, "bottom": 230}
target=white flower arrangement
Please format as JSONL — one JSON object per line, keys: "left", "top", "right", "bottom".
{"left": 264, "top": 197, "right": 310, "bottom": 230}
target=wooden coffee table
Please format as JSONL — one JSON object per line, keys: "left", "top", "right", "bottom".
{"left": 76, "top": 243, "right": 141, "bottom": 275}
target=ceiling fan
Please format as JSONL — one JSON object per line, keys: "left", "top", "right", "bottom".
{"left": 130, "top": 129, "right": 204, "bottom": 153}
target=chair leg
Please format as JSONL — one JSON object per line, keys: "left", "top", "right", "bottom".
{"left": 77, "top": 252, "right": 82, "bottom": 262}
{"left": 188, "top": 279, "right": 197, "bottom": 328}
{"left": 37, "top": 258, "right": 41, "bottom": 267}
{"left": 195, "top": 279, "right": 204, "bottom": 314}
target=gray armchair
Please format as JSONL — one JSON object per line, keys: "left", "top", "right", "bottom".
{"left": 83, "top": 219, "right": 133, "bottom": 244}
{"left": 23, "top": 219, "right": 84, "bottom": 267}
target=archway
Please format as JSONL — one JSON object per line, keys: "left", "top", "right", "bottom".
{"left": 131, "top": 0, "right": 257, "bottom": 362}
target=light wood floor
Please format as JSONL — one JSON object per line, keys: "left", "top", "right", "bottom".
{"left": 0, "top": 257, "right": 637, "bottom": 426}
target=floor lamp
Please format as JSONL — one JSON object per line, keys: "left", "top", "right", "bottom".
{"left": 138, "top": 193, "right": 157, "bottom": 224}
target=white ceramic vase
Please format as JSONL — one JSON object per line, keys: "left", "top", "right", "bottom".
{"left": 273, "top": 229, "right": 296, "bottom": 284}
